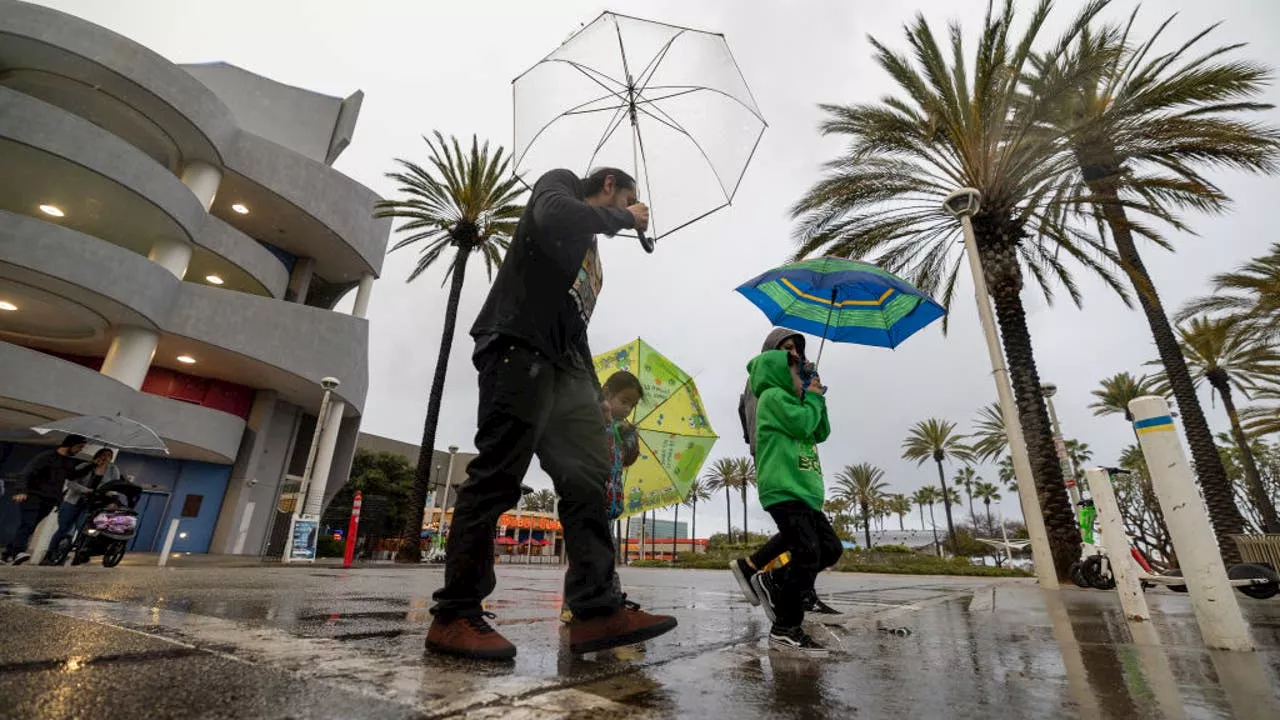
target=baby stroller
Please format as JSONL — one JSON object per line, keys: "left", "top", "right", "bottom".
{"left": 45, "top": 478, "right": 142, "bottom": 568}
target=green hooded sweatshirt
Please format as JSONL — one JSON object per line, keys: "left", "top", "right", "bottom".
{"left": 747, "top": 349, "right": 830, "bottom": 512}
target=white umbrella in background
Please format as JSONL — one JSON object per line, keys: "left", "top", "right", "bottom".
{"left": 33, "top": 414, "right": 169, "bottom": 454}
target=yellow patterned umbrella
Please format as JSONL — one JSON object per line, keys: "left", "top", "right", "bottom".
{"left": 594, "top": 339, "right": 718, "bottom": 519}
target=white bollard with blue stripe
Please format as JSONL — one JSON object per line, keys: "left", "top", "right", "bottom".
{"left": 1129, "top": 395, "right": 1252, "bottom": 651}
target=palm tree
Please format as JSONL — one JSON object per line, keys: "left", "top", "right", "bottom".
{"left": 968, "top": 402, "right": 1008, "bottom": 463}
{"left": 997, "top": 456, "right": 1017, "bottom": 494}
{"left": 902, "top": 420, "right": 975, "bottom": 555}
{"left": 670, "top": 500, "right": 680, "bottom": 562}
{"left": 1034, "top": 15, "right": 1280, "bottom": 563}
{"left": 522, "top": 489, "right": 557, "bottom": 513}
{"left": 736, "top": 458, "right": 757, "bottom": 543}
{"left": 835, "top": 463, "right": 888, "bottom": 550}
{"left": 375, "top": 133, "right": 525, "bottom": 562}
{"left": 1064, "top": 440, "right": 1092, "bottom": 482}
{"left": 1163, "top": 317, "right": 1280, "bottom": 531}
{"left": 888, "top": 495, "right": 912, "bottom": 531}
{"left": 1089, "top": 372, "right": 1164, "bottom": 421}
{"left": 910, "top": 487, "right": 934, "bottom": 533}
{"left": 953, "top": 466, "right": 980, "bottom": 522}
{"left": 1242, "top": 382, "right": 1280, "bottom": 438}
{"left": 918, "top": 485, "right": 942, "bottom": 555}
{"left": 974, "top": 481, "right": 1003, "bottom": 530}
{"left": 682, "top": 479, "right": 711, "bottom": 547}
{"left": 790, "top": 1, "right": 1106, "bottom": 579}
{"left": 703, "top": 458, "right": 740, "bottom": 544}
{"left": 1179, "top": 243, "right": 1280, "bottom": 342}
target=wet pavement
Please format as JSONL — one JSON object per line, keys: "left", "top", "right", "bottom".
{"left": 1, "top": 564, "right": 1278, "bottom": 719}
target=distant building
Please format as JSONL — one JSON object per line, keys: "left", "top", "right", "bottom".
{"left": 626, "top": 516, "right": 688, "bottom": 540}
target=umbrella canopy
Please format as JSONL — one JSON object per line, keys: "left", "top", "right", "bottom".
{"left": 33, "top": 414, "right": 168, "bottom": 454}
{"left": 513, "top": 11, "right": 765, "bottom": 245}
{"left": 594, "top": 339, "right": 718, "bottom": 518}
{"left": 736, "top": 257, "right": 945, "bottom": 352}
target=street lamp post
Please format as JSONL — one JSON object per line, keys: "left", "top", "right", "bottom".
{"left": 283, "top": 376, "right": 340, "bottom": 563}
{"left": 943, "top": 188, "right": 1057, "bottom": 589}
{"left": 1041, "top": 383, "right": 1081, "bottom": 506}
{"left": 435, "top": 445, "right": 459, "bottom": 552}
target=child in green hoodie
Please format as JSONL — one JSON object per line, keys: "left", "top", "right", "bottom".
{"left": 745, "top": 349, "right": 843, "bottom": 655}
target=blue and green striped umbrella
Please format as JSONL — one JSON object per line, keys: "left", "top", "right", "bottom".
{"left": 736, "top": 257, "right": 945, "bottom": 355}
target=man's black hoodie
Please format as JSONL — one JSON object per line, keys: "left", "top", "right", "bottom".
{"left": 471, "top": 169, "right": 635, "bottom": 366}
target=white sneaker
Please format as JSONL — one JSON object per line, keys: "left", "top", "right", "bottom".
{"left": 10, "top": 552, "right": 31, "bottom": 566}
{"left": 749, "top": 571, "right": 780, "bottom": 623}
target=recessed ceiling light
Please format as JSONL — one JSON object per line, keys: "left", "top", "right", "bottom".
{"left": 231, "top": 203, "right": 249, "bottom": 215}
{"left": 205, "top": 274, "right": 225, "bottom": 285}
{"left": 176, "top": 355, "right": 196, "bottom": 364}
{"left": 39, "top": 204, "right": 65, "bottom": 217}
{"left": 0, "top": 301, "right": 17, "bottom": 311}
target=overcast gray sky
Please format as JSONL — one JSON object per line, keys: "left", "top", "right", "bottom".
{"left": 37, "top": 0, "right": 1280, "bottom": 536}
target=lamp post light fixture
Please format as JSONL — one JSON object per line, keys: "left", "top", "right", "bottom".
{"left": 943, "top": 188, "right": 1057, "bottom": 589}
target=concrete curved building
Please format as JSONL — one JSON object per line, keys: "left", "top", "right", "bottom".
{"left": 0, "top": 0, "right": 390, "bottom": 556}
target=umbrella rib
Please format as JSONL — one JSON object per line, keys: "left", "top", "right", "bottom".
{"left": 586, "top": 102, "right": 633, "bottom": 174}
{"left": 545, "top": 58, "right": 628, "bottom": 94}
{"left": 631, "top": 29, "right": 685, "bottom": 93}
{"left": 638, "top": 85, "right": 767, "bottom": 124}
{"left": 515, "top": 89, "right": 631, "bottom": 171}
{"left": 634, "top": 102, "right": 730, "bottom": 200}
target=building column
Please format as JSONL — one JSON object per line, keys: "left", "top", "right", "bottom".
{"left": 286, "top": 257, "right": 315, "bottom": 304}
{"left": 148, "top": 236, "right": 193, "bottom": 279}
{"left": 100, "top": 325, "right": 159, "bottom": 390}
{"left": 351, "top": 273, "right": 375, "bottom": 318}
{"left": 181, "top": 161, "right": 221, "bottom": 211}
{"left": 210, "top": 390, "right": 279, "bottom": 554}
{"left": 303, "top": 399, "right": 346, "bottom": 517}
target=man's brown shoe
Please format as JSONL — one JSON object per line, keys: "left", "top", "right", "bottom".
{"left": 568, "top": 601, "right": 677, "bottom": 654}
{"left": 425, "top": 612, "right": 516, "bottom": 661}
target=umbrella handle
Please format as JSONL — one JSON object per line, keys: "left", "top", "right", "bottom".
{"left": 639, "top": 229, "right": 655, "bottom": 254}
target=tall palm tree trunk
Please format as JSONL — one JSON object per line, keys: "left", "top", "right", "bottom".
{"left": 1088, "top": 184, "right": 1252, "bottom": 554}
{"left": 918, "top": 504, "right": 927, "bottom": 532}
{"left": 724, "top": 487, "right": 733, "bottom": 545}
{"left": 898, "top": 512, "right": 905, "bottom": 531}
{"left": 397, "top": 250, "right": 469, "bottom": 562}
{"left": 741, "top": 485, "right": 749, "bottom": 544}
{"left": 985, "top": 500, "right": 993, "bottom": 530}
{"left": 934, "top": 459, "right": 959, "bottom": 555}
{"left": 861, "top": 501, "right": 872, "bottom": 549}
{"left": 978, "top": 231, "right": 1081, "bottom": 579}
{"left": 927, "top": 503, "right": 940, "bottom": 556}
{"left": 691, "top": 501, "right": 697, "bottom": 550}
{"left": 1215, "top": 377, "right": 1280, "bottom": 532}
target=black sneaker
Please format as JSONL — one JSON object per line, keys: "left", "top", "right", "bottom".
{"left": 730, "top": 559, "right": 760, "bottom": 606}
{"left": 804, "top": 592, "right": 842, "bottom": 615}
{"left": 749, "top": 571, "right": 780, "bottom": 623}
{"left": 769, "top": 625, "right": 829, "bottom": 657}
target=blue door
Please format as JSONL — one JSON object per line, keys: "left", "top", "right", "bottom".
{"left": 160, "top": 462, "right": 230, "bottom": 553}
{"left": 129, "top": 492, "right": 170, "bottom": 552}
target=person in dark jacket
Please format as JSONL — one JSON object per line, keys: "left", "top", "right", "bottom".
{"left": 42, "top": 447, "right": 120, "bottom": 564}
{"left": 2, "top": 434, "right": 88, "bottom": 565}
{"left": 427, "top": 167, "right": 677, "bottom": 662}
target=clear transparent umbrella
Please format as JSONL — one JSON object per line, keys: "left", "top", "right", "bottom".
{"left": 33, "top": 414, "right": 169, "bottom": 454}
{"left": 513, "top": 11, "right": 766, "bottom": 250}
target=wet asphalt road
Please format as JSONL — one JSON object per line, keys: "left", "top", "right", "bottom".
{"left": 1, "top": 563, "right": 1278, "bottom": 719}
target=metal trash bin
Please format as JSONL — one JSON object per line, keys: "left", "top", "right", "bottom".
{"left": 1233, "top": 534, "right": 1280, "bottom": 568}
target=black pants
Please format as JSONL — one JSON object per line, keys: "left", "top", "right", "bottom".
{"left": 749, "top": 533, "right": 789, "bottom": 570}
{"left": 4, "top": 496, "right": 59, "bottom": 557}
{"left": 432, "top": 338, "right": 620, "bottom": 620}
{"left": 765, "top": 501, "right": 843, "bottom": 627}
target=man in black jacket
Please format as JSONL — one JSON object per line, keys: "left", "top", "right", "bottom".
{"left": 2, "top": 434, "right": 88, "bottom": 565}
{"left": 427, "top": 167, "right": 677, "bottom": 661}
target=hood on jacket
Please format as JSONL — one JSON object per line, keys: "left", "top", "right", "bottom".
{"left": 748, "top": 350, "right": 797, "bottom": 399}
{"left": 760, "top": 328, "right": 806, "bottom": 358}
